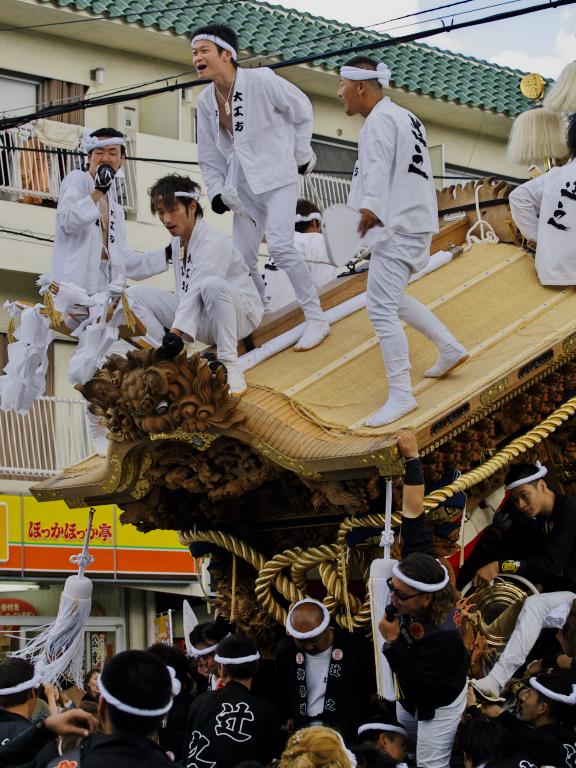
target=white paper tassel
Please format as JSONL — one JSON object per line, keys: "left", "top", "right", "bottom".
{"left": 369, "top": 480, "right": 396, "bottom": 700}
{"left": 11, "top": 510, "right": 95, "bottom": 687}
{"left": 507, "top": 106, "right": 567, "bottom": 165}
{"left": 544, "top": 61, "right": 576, "bottom": 115}
{"left": 183, "top": 600, "right": 199, "bottom": 657}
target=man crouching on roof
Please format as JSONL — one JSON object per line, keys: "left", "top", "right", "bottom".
{"left": 126, "top": 174, "right": 263, "bottom": 396}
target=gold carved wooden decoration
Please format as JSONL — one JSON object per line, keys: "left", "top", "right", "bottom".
{"left": 77, "top": 350, "right": 245, "bottom": 442}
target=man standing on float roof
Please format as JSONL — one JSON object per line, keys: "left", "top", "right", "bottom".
{"left": 338, "top": 58, "right": 468, "bottom": 427}
{"left": 191, "top": 23, "right": 330, "bottom": 351}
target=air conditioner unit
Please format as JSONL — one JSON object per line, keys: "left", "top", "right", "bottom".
{"left": 108, "top": 101, "right": 139, "bottom": 136}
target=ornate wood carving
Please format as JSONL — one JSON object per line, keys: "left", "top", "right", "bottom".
{"left": 77, "top": 350, "right": 244, "bottom": 442}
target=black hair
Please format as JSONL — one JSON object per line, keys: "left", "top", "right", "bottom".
{"left": 567, "top": 114, "right": 576, "bottom": 159}
{"left": 189, "top": 619, "right": 231, "bottom": 653}
{"left": 352, "top": 745, "right": 399, "bottom": 768}
{"left": 344, "top": 56, "right": 378, "bottom": 70}
{"left": 216, "top": 634, "right": 259, "bottom": 680}
{"left": 147, "top": 643, "right": 191, "bottom": 694}
{"left": 505, "top": 463, "right": 545, "bottom": 488}
{"left": 148, "top": 174, "right": 203, "bottom": 218}
{"left": 88, "top": 127, "right": 126, "bottom": 157}
{"left": 295, "top": 199, "right": 322, "bottom": 233}
{"left": 533, "top": 670, "right": 576, "bottom": 727}
{"left": 83, "top": 667, "right": 100, "bottom": 693}
{"left": 459, "top": 717, "right": 508, "bottom": 767}
{"left": 99, "top": 650, "right": 172, "bottom": 736}
{"left": 190, "top": 24, "right": 239, "bottom": 67}
{"left": 357, "top": 717, "right": 405, "bottom": 746}
{"left": 0, "top": 658, "right": 36, "bottom": 709}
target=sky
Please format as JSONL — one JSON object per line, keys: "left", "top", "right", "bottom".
{"left": 271, "top": 0, "right": 575, "bottom": 78}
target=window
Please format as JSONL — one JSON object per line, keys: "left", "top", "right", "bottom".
{"left": 0, "top": 72, "right": 40, "bottom": 119}
{"left": 311, "top": 135, "right": 357, "bottom": 177}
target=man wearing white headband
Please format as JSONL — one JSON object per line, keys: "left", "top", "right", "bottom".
{"left": 191, "top": 24, "right": 330, "bottom": 352}
{"left": 265, "top": 199, "right": 339, "bottom": 312}
{"left": 183, "top": 635, "right": 280, "bottom": 768}
{"left": 356, "top": 714, "right": 408, "bottom": 763}
{"left": 0, "top": 658, "right": 43, "bottom": 746}
{"left": 51, "top": 128, "right": 167, "bottom": 297}
{"left": 338, "top": 57, "right": 467, "bottom": 426}
{"left": 379, "top": 430, "right": 468, "bottom": 768}
{"left": 469, "top": 670, "right": 576, "bottom": 767}
{"left": 275, "top": 597, "right": 375, "bottom": 742}
{"left": 126, "top": 173, "right": 263, "bottom": 395}
{"left": 471, "top": 461, "right": 576, "bottom": 591}
{"left": 188, "top": 619, "right": 230, "bottom": 691}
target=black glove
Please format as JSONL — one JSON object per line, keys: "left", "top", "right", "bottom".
{"left": 211, "top": 194, "right": 230, "bottom": 215}
{"left": 94, "top": 163, "right": 116, "bottom": 192}
{"left": 159, "top": 332, "right": 184, "bottom": 359}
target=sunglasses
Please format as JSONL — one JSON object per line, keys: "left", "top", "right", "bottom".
{"left": 386, "top": 577, "right": 425, "bottom": 602}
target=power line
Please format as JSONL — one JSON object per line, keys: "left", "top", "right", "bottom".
{"left": 0, "top": 0, "right": 572, "bottom": 131}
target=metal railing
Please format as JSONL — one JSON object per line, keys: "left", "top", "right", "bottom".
{"left": 299, "top": 172, "right": 351, "bottom": 209}
{"left": 0, "top": 125, "right": 137, "bottom": 211}
{"left": 0, "top": 396, "right": 93, "bottom": 479}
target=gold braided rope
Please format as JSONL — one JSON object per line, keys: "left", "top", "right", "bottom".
{"left": 180, "top": 395, "right": 576, "bottom": 628}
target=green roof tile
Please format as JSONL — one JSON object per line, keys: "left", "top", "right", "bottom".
{"left": 35, "top": 0, "right": 537, "bottom": 116}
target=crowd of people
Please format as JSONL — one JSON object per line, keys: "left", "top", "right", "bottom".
{"left": 2, "top": 431, "right": 576, "bottom": 767}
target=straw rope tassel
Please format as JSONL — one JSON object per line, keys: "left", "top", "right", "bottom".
{"left": 230, "top": 554, "right": 237, "bottom": 622}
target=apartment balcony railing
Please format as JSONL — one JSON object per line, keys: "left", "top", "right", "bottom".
{"left": 0, "top": 396, "right": 94, "bottom": 480}
{"left": 299, "top": 171, "right": 351, "bottom": 209}
{"left": 0, "top": 125, "right": 137, "bottom": 211}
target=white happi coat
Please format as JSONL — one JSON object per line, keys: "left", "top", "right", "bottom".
{"left": 196, "top": 67, "right": 313, "bottom": 199}
{"left": 167, "top": 218, "right": 263, "bottom": 340}
{"left": 348, "top": 97, "right": 438, "bottom": 244}
{"left": 509, "top": 158, "right": 576, "bottom": 286}
{"left": 52, "top": 170, "right": 166, "bottom": 294}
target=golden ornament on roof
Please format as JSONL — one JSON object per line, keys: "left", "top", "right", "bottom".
{"left": 520, "top": 73, "right": 545, "bottom": 100}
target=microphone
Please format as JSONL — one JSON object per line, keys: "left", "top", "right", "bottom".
{"left": 385, "top": 604, "right": 397, "bottom": 622}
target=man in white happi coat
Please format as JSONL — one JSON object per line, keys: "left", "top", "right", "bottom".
{"left": 52, "top": 127, "right": 167, "bottom": 300}
{"left": 509, "top": 115, "right": 576, "bottom": 286}
{"left": 126, "top": 174, "right": 263, "bottom": 396}
{"left": 338, "top": 58, "right": 468, "bottom": 427}
{"left": 191, "top": 23, "right": 330, "bottom": 351}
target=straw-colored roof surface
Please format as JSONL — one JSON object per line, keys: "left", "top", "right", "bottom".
{"left": 242, "top": 241, "right": 576, "bottom": 436}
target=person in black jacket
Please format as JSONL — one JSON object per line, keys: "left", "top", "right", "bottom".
{"left": 275, "top": 599, "right": 375, "bottom": 742}
{"left": 147, "top": 642, "right": 195, "bottom": 761}
{"left": 378, "top": 431, "right": 468, "bottom": 768}
{"left": 6, "top": 650, "right": 176, "bottom": 767}
{"left": 183, "top": 635, "right": 281, "bottom": 768}
{"left": 467, "top": 670, "right": 576, "bottom": 768}
{"left": 0, "top": 659, "right": 41, "bottom": 746}
{"left": 472, "top": 462, "right": 576, "bottom": 591}
{"left": 458, "top": 715, "right": 536, "bottom": 768}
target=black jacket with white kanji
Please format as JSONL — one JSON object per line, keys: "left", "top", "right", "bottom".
{"left": 182, "top": 681, "right": 281, "bottom": 768}
{"left": 0, "top": 710, "right": 30, "bottom": 747}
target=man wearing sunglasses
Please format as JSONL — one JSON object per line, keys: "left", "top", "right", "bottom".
{"left": 378, "top": 431, "right": 468, "bottom": 768}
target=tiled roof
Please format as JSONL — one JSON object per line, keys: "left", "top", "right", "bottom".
{"left": 38, "top": 0, "right": 534, "bottom": 116}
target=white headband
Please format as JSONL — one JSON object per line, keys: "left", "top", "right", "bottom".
{"left": 391, "top": 560, "right": 450, "bottom": 592}
{"left": 214, "top": 651, "right": 260, "bottom": 665}
{"left": 357, "top": 723, "right": 408, "bottom": 737}
{"left": 83, "top": 136, "right": 126, "bottom": 153}
{"left": 0, "top": 665, "right": 42, "bottom": 695}
{"left": 189, "top": 642, "right": 218, "bottom": 659}
{"left": 175, "top": 191, "right": 200, "bottom": 201}
{"left": 339, "top": 63, "right": 391, "bottom": 88}
{"left": 97, "top": 674, "right": 173, "bottom": 716}
{"left": 167, "top": 666, "right": 181, "bottom": 696}
{"left": 505, "top": 462, "right": 548, "bottom": 491}
{"left": 295, "top": 212, "right": 321, "bottom": 224}
{"left": 286, "top": 598, "right": 331, "bottom": 639}
{"left": 191, "top": 35, "right": 237, "bottom": 61}
{"left": 530, "top": 677, "right": 576, "bottom": 705}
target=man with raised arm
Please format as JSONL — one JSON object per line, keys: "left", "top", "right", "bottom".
{"left": 191, "top": 24, "right": 330, "bottom": 351}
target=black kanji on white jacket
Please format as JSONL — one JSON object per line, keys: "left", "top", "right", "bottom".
{"left": 182, "top": 681, "right": 281, "bottom": 768}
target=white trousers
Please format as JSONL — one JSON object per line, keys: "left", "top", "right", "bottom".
{"left": 367, "top": 231, "right": 460, "bottom": 393}
{"left": 126, "top": 279, "right": 256, "bottom": 363}
{"left": 232, "top": 180, "right": 323, "bottom": 322}
{"left": 488, "top": 591, "right": 575, "bottom": 687}
{"left": 397, "top": 684, "right": 467, "bottom": 768}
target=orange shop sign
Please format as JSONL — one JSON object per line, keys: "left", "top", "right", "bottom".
{"left": 0, "top": 495, "right": 196, "bottom": 579}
